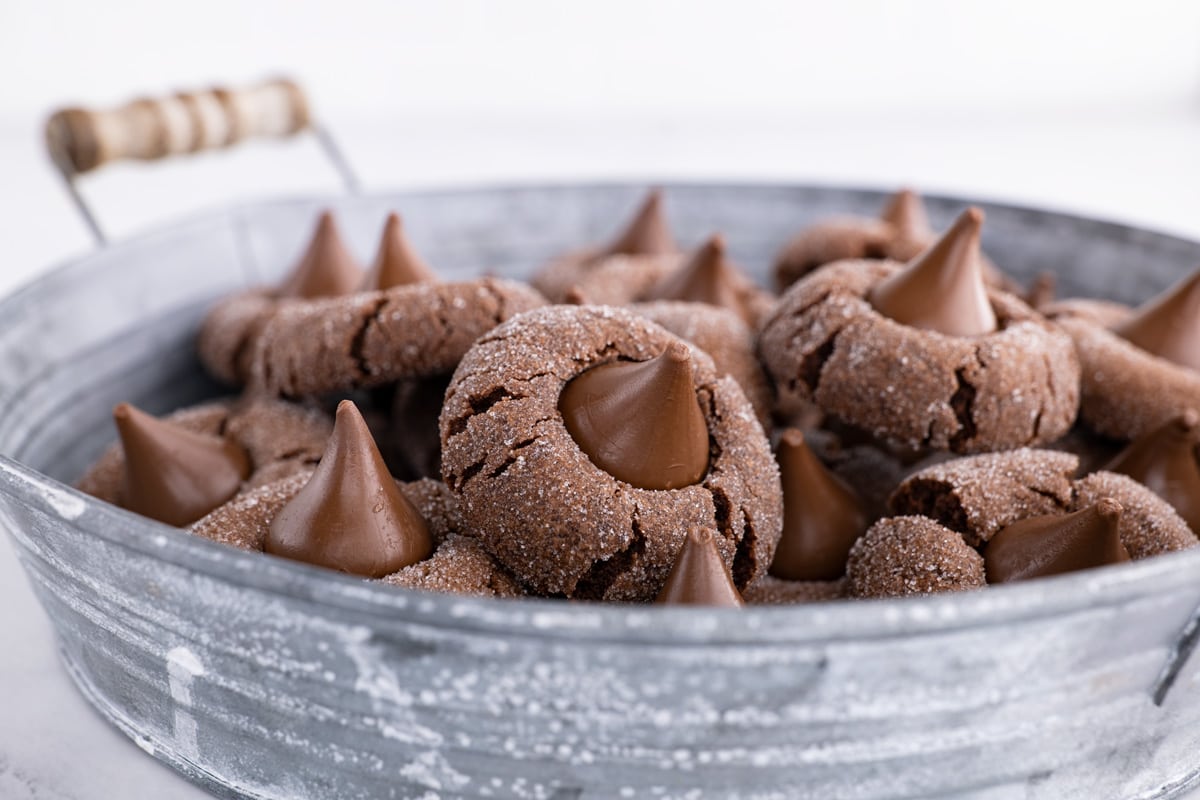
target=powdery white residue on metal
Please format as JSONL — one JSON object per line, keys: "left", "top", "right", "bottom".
{"left": 166, "top": 646, "right": 205, "bottom": 760}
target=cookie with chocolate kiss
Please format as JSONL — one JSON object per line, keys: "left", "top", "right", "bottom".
{"left": 190, "top": 409, "right": 522, "bottom": 598}
{"left": 627, "top": 299, "right": 773, "bottom": 428}
{"left": 774, "top": 189, "right": 933, "bottom": 293}
{"left": 1048, "top": 269, "right": 1200, "bottom": 440}
{"left": 439, "top": 305, "right": 782, "bottom": 601}
{"left": 197, "top": 210, "right": 545, "bottom": 393}
{"left": 887, "top": 448, "right": 1195, "bottom": 558}
{"left": 531, "top": 189, "right": 685, "bottom": 305}
{"left": 639, "top": 234, "right": 775, "bottom": 329}
{"left": 983, "top": 499, "right": 1129, "bottom": 584}
{"left": 78, "top": 397, "right": 332, "bottom": 525}
{"left": 759, "top": 208, "right": 1080, "bottom": 454}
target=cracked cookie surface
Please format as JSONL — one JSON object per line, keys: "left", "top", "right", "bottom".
{"left": 198, "top": 278, "right": 546, "bottom": 396}
{"left": 190, "top": 473, "right": 523, "bottom": 598}
{"left": 77, "top": 397, "right": 333, "bottom": 505}
{"left": 439, "top": 305, "right": 783, "bottom": 601}
{"left": 758, "top": 260, "right": 1080, "bottom": 454}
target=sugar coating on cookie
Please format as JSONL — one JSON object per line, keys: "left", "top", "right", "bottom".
{"left": 889, "top": 448, "right": 1079, "bottom": 546}
{"left": 77, "top": 398, "right": 332, "bottom": 507}
{"left": 742, "top": 575, "right": 846, "bottom": 605}
{"left": 846, "top": 516, "right": 986, "bottom": 599}
{"left": 758, "top": 260, "right": 1080, "bottom": 453}
{"left": 190, "top": 473, "right": 520, "bottom": 598}
{"left": 439, "top": 305, "right": 783, "bottom": 601}
{"left": 629, "top": 300, "right": 772, "bottom": 428}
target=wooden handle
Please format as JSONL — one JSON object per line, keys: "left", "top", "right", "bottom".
{"left": 45, "top": 77, "right": 312, "bottom": 175}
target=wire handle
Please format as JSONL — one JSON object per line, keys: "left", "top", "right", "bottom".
{"left": 43, "top": 77, "right": 359, "bottom": 244}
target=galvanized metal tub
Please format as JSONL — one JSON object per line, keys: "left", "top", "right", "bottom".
{"left": 2, "top": 183, "right": 1200, "bottom": 799}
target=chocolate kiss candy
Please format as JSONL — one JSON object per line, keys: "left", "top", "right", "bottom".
{"left": 1105, "top": 410, "right": 1200, "bottom": 533}
{"left": 983, "top": 498, "right": 1130, "bottom": 584}
{"left": 645, "top": 234, "right": 754, "bottom": 325}
{"left": 114, "top": 403, "right": 250, "bottom": 526}
{"left": 265, "top": 400, "right": 432, "bottom": 577}
{"left": 360, "top": 213, "right": 438, "bottom": 291}
{"left": 656, "top": 527, "right": 744, "bottom": 606}
{"left": 879, "top": 188, "right": 932, "bottom": 241}
{"left": 867, "top": 207, "right": 998, "bottom": 337}
{"left": 604, "top": 189, "right": 677, "bottom": 257}
{"left": 276, "top": 211, "right": 363, "bottom": 299}
{"left": 768, "top": 429, "right": 868, "bottom": 582}
{"left": 1110, "top": 269, "right": 1200, "bottom": 372}
{"left": 559, "top": 341, "right": 710, "bottom": 490}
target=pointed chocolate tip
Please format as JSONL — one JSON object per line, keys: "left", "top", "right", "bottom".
{"left": 563, "top": 286, "right": 589, "bottom": 305}
{"left": 769, "top": 427, "right": 867, "bottom": 582}
{"left": 644, "top": 232, "right": 752, "bottom": 323}
{"left": 559, "top": 343, "right": 710, "bottom": 490}
{"left": 1105, "top": 410, "right": 1200, "bottom": 533}
{"left": 361, "top": 212, "right": 438, "bottom": 291}
{"left": 656, "top": 527, "right": 744, "bottom": 607}
{"left": 879, "top": 188, "right": 931, "bottom": 239}
{"left": 867, "top": 207, "right": 996, "bottom": 337}
{"left": 265, "top": 399, "right": 432, "bottom": 577}
{"left": 1180, "top": 409, "right": 1200, "bottom": 432}
{"left": 605, "top": 189, "right": 676, "bottom": 257}
{"left": 277, "top": 210, "right": 363, "bottom": 299}
{"left": 1111, "top": 268, "right": 1200, "bottom": 372}
{"left": 115, "top": 402, "right": 249, "bottom": 527}
{"left": 984, "top": 500, "right": 1129, "bottom": 584}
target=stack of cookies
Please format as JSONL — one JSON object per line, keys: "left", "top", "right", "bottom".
{"left": 77, "top": 190, "right": 1200, "bottom": 605}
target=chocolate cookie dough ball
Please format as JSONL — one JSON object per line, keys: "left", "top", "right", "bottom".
{"left": 846, "top": 516, "right": 986, "bottom": 599}
{"left": 628, "top": 299, "right": 772, "bottom": 427}
{"left": 77, "top": 397, "right": 331, "bottom": 526}
{"left": 1048, "top": 270, "right": 1200, "bottom": 440}
{"left": 198, "top": 210, "right": 546, "bottom": 395}
{"left": 440, "top": 305, "right": 782, "bottom": 601}
{"left": 531, "top": 189, "right": 684, "bottom": 305}
{"left": 760, "top": 208, "right": 1080, "bottom": 454}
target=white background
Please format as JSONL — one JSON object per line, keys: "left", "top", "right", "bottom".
{"left": 3, "top": 1, "right": 1200, "bottom": 797}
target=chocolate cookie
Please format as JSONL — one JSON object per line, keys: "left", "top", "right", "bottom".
{"left": 628, "top": 300, "right": 772, "bottom": 427}
{"left": 888, "top": 448, "right": 1197, "bottom": 556}
{"left": 846, "top": 516, "right": 987, "bottom": 599}
{"left": 191, "top": 473, "right": 521, "bottom": 598}
{"left": 773, "top": 189, "right": 933, "bottom": 293}
{"left": 77, "top": 397, "right": 332, "bottom": 517}
{"left": 532, "top": 189, "right": 684, "bottom": 305}
{"left": 1048, "top": 272, "right": 1200, "bottom": 440}
{"left": 759, "top": 214, "right": 1079, "bottom": 454}
{"left": 439, "top": 305, "right": 783, "bottom": 601}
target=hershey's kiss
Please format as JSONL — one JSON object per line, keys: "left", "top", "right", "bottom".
{"left": 265, "top": 400, "right": 433, "bottom": 577}
{"left": 1105, "top": 410, "right": 1200, "bottom": 533}
{"left": 768, "top": 429, "right": 868, "bottom": 582}
{"left": 983, "top": 498, "right": 1130, "bottom": 584}
{"left": 645, "top": 234, "right": 755, "bottom": 325}
{"left": 656, "top": 527, "right": 744, "bottom": 606}
{"left": 276, "top": 211, "right": 364, "bottom": 299}
{"left": 604, "top": 189, "right": 677, "bottom": 257}
{"left": 878, "top": 188, "right": 932, "bottom": 242}
{"left": 559, "top": 341, "right": 710, "bottom": 490}
{"left": 114, "top": 403, "right": 250, "bottom": 526}
{"left": 1110, "top": 269, "right": 1200, "bottom": 373}
{"left": 360, "top": 213, "right": 438, "bottom": 291}
{"left": 867, "top": 207, "right": 998, "bottom": 337}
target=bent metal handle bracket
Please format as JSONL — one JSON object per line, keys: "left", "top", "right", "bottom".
{"left": 44, "top": 77, "right": 360, "bottom": 244}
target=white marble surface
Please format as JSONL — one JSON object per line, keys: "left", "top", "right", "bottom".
{"left": 3, "top": 110, "right": 1200, "bottom": 798}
